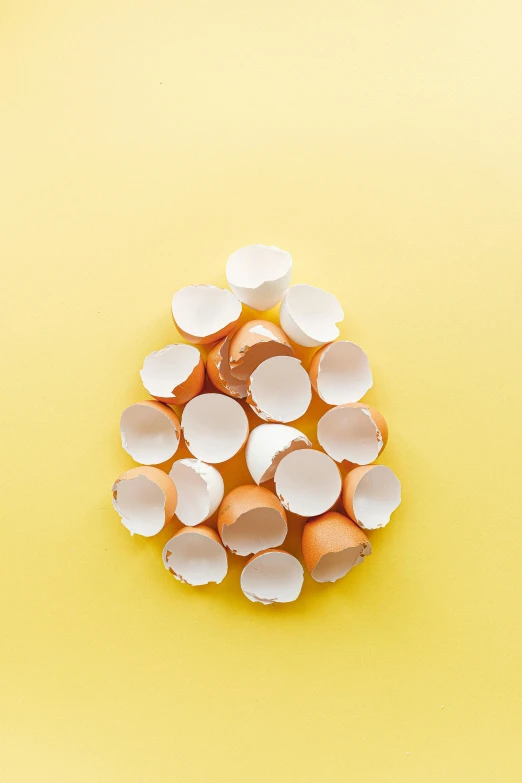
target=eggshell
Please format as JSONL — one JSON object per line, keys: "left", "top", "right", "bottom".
{"left": 245, "top": 423, "right": 312, "bottom": 484}
{"left": 274, "top": 449, "right": 341, "bottom": 517}
{"left": 240, "top": 549, "right": 304, "bottom": 604}
{"left": 279, "top": 284, "right": 344, "bottom": 347}
{"left": 140, "top": 344, "right": 205, "bottom": 404}
{"left": 342, "top": 465, "right": 401, "bottom": 530}
{"left": 317, "top": 402, "right": 388, "bottom": 465}
{"left": 112, "top": 466, "right": 177, "bottom": 537}
{"left": 162, "top": 526, "right": 228, "bottom": 586}
{"left": 217, "top": 485, "right": 287, "bottom": 556}
{"left": 172, "top": 285, "right": 241, "bottom": 344}
{"left": 247, "top": 356, "right": 312, "bottom": 423}
{"left": 228, "top": 320, "right": 293, "bottom": 380}
{"left": 309, "top": 341, "right": 373, "bottom": 405}
{"left": 181, "top": 392, "right": 249, "bottom": 463}
{"left": 302, "top": 511, "right": 371, "bottom": 583}
{"left": 206, "top": 336, "right": 247, "bottom": 399}
{"left": 226, "top": 244, "right": 292, "bottom": 311}
{"left": 120, "top": 400, "right": 181, "bottom": 465}
{"left": 169, "top": 459, "right": 224, "bottom": 526}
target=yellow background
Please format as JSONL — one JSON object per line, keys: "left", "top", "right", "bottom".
{"left": 1, "top": 1, "right": 521, "bottom": 780}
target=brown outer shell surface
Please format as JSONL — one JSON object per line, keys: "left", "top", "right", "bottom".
{"left": 151, "top": 353, "right": 206, "bottom": 404}
{"left": 229, "top": 320, "right": 292, "bottom": 368}
{"left": 174, "top": 318, "right": 240, "bottom": 346}
{"left": 217, "top": 485, "right": 287, "bottom": 540}
{"left": 163, "top": 525, "right": 224, "bottom": 574}
{"left": 126, "top": 399, "right": 181, "bottom": 438}
{"left": 301, "top": 511, "right": 370, "bottom": 574}
{"left": 330, "top": 402, "right": 388, "bottom": 459}
{"left": 309, "top": 342, "right": 330, "bottom": 395}
{"left": 206, "top": 337, "right": 243, "bottom": 398}
{"left": 112, "top": 465, "right": 178, "bottom": 522}
{"left": 342, "top": 465, "right": 376, "bottom": 524}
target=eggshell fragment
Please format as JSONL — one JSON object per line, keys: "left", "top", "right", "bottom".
{"left": 172, "top": 285, "right": 242, "bottom": 344}
{"left": 218, "top": 485, "right": 287, "bottom": 556}
{"left": 302, "top": 511, "right": 371, "bottom": 583}
{"left": 279, "top": 284, "right": 344, "bottom": 347}
{"left": 309, "top": 341, "right": 373, "bottom": 405}
{"left": 245, "top": 423, "right": 312, "bottom": 484}
{"left": 342, "top": 465, "right": 401, "bottom": 530}
{"left": 274, "top": 449, "right": 341, "bottom": 517}
{"left": 162, "top": 526, "right": 228, "bottom": 586}
{"left": 206, "top": 336, "right": 247, "bottom": 399}
{"left": 120, "top": 401, "right": 180, "bottom": 465}
{"left": 112, "top": 466, "right": 177, "bottom": 537}
{"left": 229, "top": 320, "right": 293, "bottom": 380}
{"left": 181, "top": 393, "right": 249, "bottom": 463}
{"left": 169, "top": 459, "right": 224, "bottom": 526}
{"left": 247, "top": 356, "right": 312, "bottom": 423}
{"left": 226, "top": 244, "right": 292, "bottom": 311}
{"left": 240, "top": 549, "right": 304, "bottom": 604}
{"left": 317, "top": 403, "right": 388, "bottom": 465}
{"left": 140, "top": 344, "right": 205, "bottom": 404}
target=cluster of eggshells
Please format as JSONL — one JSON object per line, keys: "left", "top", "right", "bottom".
{"left": 112, "top": 245, "right": 401, "bottom": 605}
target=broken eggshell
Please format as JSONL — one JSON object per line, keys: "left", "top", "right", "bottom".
{"left": 302, "top": 511, "right": 371, "bottom": 583}
{"left": 206, "top": 336, "right": 247, "bottom": 399}
{"left": 217, "top": 485, "right": 288, "bottom": 556}
{"left": 162, "top": 526, "right": 228, "bottom": 586}
{"left": 181, "top": 392, "right": 249, "bottom": 463}
{"left": 140, "top": 343, "right": 205, "bottom": 404}
{"left": 169, "top": 458, "right": 224, "bottom": 527}
{"left": 274, "top": 449, "right": 342, "bottom": 517}
{"left": 245, "top": 423, "right": 312, "bottom": 485}
{"left": 279, "top": 284, "right": 344, "bottom": 347}
{"left": 112, "top": 466, "right": 177, "bottom": 537}
{"left": 240, "top": 549, "right": 304, "bottom": 604}
{"left": 226, "top": 244, "right": 292, "bottom": 311}
{"left": 172, "top": 285, "right": 242, "bottom": 345}
{"left": 317, "top": 402, "right": 388, "bottom": 465}
{"left": 342, "top": 464, "right": 401, "bottom": 530}
{"left": 120, "top": 400, "right": 181, "bottom": 465}
{"left": 229, "top": 320, "right": 293, "bottom": 380}
{"left": 309, "top": 340, "right": 373, "bottom": 405}
{"left": 247, "top": 356, "right": 312, "bottom": 423}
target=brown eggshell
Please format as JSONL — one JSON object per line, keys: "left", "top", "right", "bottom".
{"left": 112, "top": 466, "right": 178, "bottom": 536}
{"left": 168, "top": 524, "right": 222, "bottom": 546}
{"left": 343, "top": 403, "right": 388, "bottom": 448}
{"left": 206, "top": 337, "right": 246, "bottom": 398}
{"left": 301, "top": 511, "right": 370, "bottom": 575}
{"left": 228, "top": 320, "right": 293, "bottom": 379}
{"left": 175, "top": 321, "right": 240, "bottom": 346}
{"left": 154, "top": 354, "right": 205, "bottom": 404}
{"left": 217, "top": 485, "right": 288, "bottom": 555}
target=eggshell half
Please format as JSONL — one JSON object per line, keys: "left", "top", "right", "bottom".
{"left": 140, "top": 344, "right": 205, "bottom": 404}
{"left": 229, "top": 320, "right": 293, "bottom": 380}
{"left": 112, "top": 466, "right": 177, "bottom": 537}
{"left": 181, "top": 392, "right": 249, "bottom": 463}
{"left": 274, "top": 449, "right": 341, "bottom": 517}
{"left": 206, "top": 336, "right": 247, "bottom": 399}
{"left": 342, "top": 465, "right": 401, "bottom": 530}
{"left": 245, "top": 423, "right": 312, "bottom": 484}
{"left": 240, "top": 549, "right": 304, "bottom": 604}
{"left": 217, "top": 485, "right": 288, "bottom": 556}
{"left": 226, "top": 244, "right": 292, "bottom": 311}
{"left": 172, "top": 285, "right": 242, "bottom": 344}
{"left": 247, "top": 356, "right": 312, "bottom": 423}
{"left": 317, "top": 403, "right": 388, "bottom": 465}
{"left": 169, "top": 459, "right": 224, "bottom": 526}
{"left": 302, "top": 511, "right": 371, "bottom": 583}
{"left": 120, "top": 400, "right": 181, "bottom": 465}
{"left": 309, "top": 341, "right": 373, "bottom": 405}
{"left": 279, "top": 284, "right": 344, "bottom": 347}
{"left": 162, "top": 526, "right": 228, "bottom": 586}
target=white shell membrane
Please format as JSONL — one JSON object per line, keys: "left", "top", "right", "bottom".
{"left": 245, "top": 423, "right": 312, "bottom": 484}
{"left": 221, "top": 507, "right": 287, "bottom": 556}
{"left": 113, "top": 474, "right": 166, "bottom": 537}
{"left": 181, "top": 393, "right": 249, "bottom": 463}
{"left": 352, "top": 466, "right": 401, "bottom": 529}
{"left": 169, "top": 459, "right": 224, "bottom": 526}
{"left": 274, "top": 449, "right": 341, "bottom": 517}
{"left": 315, "top": 341, "right": 373, "bottom": 404}
{"left": 240, "top": 551, "right": 304, "bottom": 604}
{"left": 226, "top": 244, "right": 292, "bottom": 311}
{"left": 162, "top": 532, "right": 228, "bottom": 586}
{"left": 248, "top": 356, "right": 311, "bottom": 423}
{"left": 279, "top": 284, "right": 344, "bottom": 347}
{"left": 140, "top": 344, "right": 201, "bottom": 398}
{"left": 318, "top": 406, "right": 383, "bottom": 465}
{"left": 120, "top": 404, "right": 179, "bottom": 465}
{"left": 171, "top": 285, "right": 241, "bottom": 339}
{"left": 312, "top": 542, "right": 371, "bottom": 583}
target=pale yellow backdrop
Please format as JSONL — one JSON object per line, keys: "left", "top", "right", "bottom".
{"left": 1, "top": 1, "right": 521, "bottom": 781}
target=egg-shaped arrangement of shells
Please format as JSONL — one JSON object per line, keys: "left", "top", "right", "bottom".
{"left": 112, "top": 244, "right": 402, "bottom": 605}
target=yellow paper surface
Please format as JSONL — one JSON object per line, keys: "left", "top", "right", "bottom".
{"left": 1, "top": 1, "right": 521, "bottom": 780}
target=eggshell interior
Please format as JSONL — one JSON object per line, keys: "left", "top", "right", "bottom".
{"left": 245, "top": 423, "right": 312, "bottom": 484}
{"left": 112, "top": 467, "right": 177, "bottom": 537}
{"left": 247, "top": 356, "right": 312, "bottom": 423}
{"left": 181, "top": 392, "right": 249, "bottom": 463}
{"left": 229, "top": 320, "right": 293, "bottom": 380}
{"left": 162, "top": 527, "right": 228, "bottom": 586}
{"left": 218, "top": 485, "right": 287, "bottom": 556}
{"left": 206, "top": 337, "right": 247, "bottom": 398}
{"left": 169, "top": 458, "right": 224, "bottom": 526}
{"left": 172, "top": 285, "right": 241, "bottom": 343}
{"left": 279, "top": 284, "right": 344, "bottom": 347}
{"left": 310, "top": 341, "right": 373, "bottom": 405}
{"left": 274, "top": 449, "right": 341, "bottom": 517}
{"left": 317, "top": 404, "right": 387, "bottom": 464}
{"left": 240, "top": 550, "right": 304, "bottom": 604}
{"left": 226, "top": 244, "right": 292, "bottom": 311}
{"left": 140, "top": 344, "right": 204, "bottom": 403}
{"left": 302, "top": 511, "right": 371, "bottom": 583}
{"left": 120, "top": 401, "right": 180, "bottom": 465}
{"left": 343, "top": 465, "right": 401, "bottom": 530}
